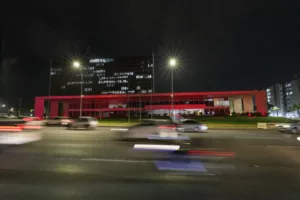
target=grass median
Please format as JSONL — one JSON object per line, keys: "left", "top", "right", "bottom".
{"left": 98, "top": 116, "right": 289, "bottom": 129}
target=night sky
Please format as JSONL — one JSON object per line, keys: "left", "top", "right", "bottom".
{"left": 1, "top": 0, "right": 300, "bottom": 108}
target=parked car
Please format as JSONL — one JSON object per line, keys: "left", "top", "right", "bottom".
{"left": 176, "top": 119, "right": 208, "bottom": 132}
{"left": 67, "top": 117, "right": 98, "bottom": 129}
{"left": 46, "top": 116, "right": 71, "bottom": 126}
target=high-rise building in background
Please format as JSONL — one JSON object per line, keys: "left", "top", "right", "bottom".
{"left": 266, "top": 83, "right": 285, "bottom": 116}
{"left": 50, "top": 56, "right": 153, "bottom": 96}
{"left": 267, "top": 78, "right": 300, "bottom": 117}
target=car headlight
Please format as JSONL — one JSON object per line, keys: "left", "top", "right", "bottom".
{"left": 201, "top": 125, "right": 208, "bottom": 130}
{"left": 90, "top": 121, "right": 98, "bottom": 125}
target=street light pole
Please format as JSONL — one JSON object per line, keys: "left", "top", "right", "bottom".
{"left": 169, "top": 58, "right": 176, "bottom": 121}
{"left": 73, "top": 61, "right": 83, "bottom": 118}
{"left": 79, "top": 69, "right": 83, "bottom": 118}
{"left": 171, "top": 67, "right": 174, "bottom": 118}
{"left": 47, "top": 58, "right": 52, "bottom": 118}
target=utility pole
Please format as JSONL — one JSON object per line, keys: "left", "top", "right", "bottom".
{"left": 139, "top": 93, "right": 142, "bottom": 122}
{"left": 128, "top": 82, "right": 130, "bottom": 123}
{"left": 18, "top": 98, "right": 22, "bottom": 117}
{"left": 151, "top": 52, "right": 155, "bottom": 119}
{"left": 47, "top": 58, "right": 52, "bottom": 118}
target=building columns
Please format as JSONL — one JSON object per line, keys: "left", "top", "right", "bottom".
{"left": 63, "top": 102, "right": 69, "bottom": 117}
{"left": 34, "top": 98, "right": 44, "bottom": 117}
{"left": 50, "top": 101, "right": 58, "bottom": 117}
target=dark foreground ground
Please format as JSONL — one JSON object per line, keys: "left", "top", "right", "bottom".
{"left": 1, "top": 127, "right": 300, "bottom": 199}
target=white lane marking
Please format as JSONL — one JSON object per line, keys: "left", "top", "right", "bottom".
{"left": 80, "top": 158, "right": 152, "bottom": 163}
{"left": 234, "top": 136, "right": 284, "bottom": 140}
{"left": 110, "top": 128, "right": 128, "bottom": 131}
{"left": 133, "top": 144, "right": 180, "bottom": 151}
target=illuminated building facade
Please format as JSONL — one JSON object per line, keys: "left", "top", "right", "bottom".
{"left": 50, "top": 56, "right": 153, "bottom": 96}
{"left": 34, "top": 90, "right": 268, "bottom": 118}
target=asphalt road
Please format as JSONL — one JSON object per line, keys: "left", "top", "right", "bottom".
{"left": 1, "top": 127, "right": 300, "bottom": 199}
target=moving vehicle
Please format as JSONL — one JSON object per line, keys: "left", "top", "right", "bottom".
{"left": 120, "top": 119, "right": 175, "bottom": 139}
{"left": 67, "top": 117, "right": 98, "bottom": 129}
{"left": 287, "top": 121, "right": 300, "bottom": 134}
{"left": 46, "top": 116, "right": 71, "bottom": 126}
{"left": 275, "top": 120, "right": 300, "bottom": 133}
{"left": 118, "top": 119, "right": 190, "bottom": 143}
{"left": 176, "top": 119, "right": 208, "bottom": 132}
{"left": 0, "top": 119, "right": 42, "bottom": 144}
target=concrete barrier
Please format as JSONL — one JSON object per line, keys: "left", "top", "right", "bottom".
{"left": 257, "top": 123, "right": 268, "bottom": 129}
{"left": 257, "top": 123, "right": 277, "bottom": 129}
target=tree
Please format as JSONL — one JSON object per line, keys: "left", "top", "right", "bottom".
{"left": 267, "top": 103, "right": 274, "bottom": 111}
{"left": 291, "top": 103, "right": 300, "bottom": 116}
{"left": 270, "top": 106, "right": 280, "bottom": 117}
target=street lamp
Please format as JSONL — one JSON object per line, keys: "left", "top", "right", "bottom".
{"left": 73, "top": 61, "right": 83, "bottom": 118}
{"left": 2, "top": 104, "right": 5, "bottom": 107}
{"left": 169, "top": 58, "right": 176, "bottom": 120}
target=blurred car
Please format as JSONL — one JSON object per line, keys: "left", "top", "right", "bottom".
{"left": 67, "top": 117, "right": 98, "bottom": 129}
{"left": 275, "top": 120, "right": 300, "bottom": 133}
{"left": 0, "top": 119, "right": 42, "bottom": 145}
{"left": 61, "top": 118, "right": 74, "bottom": 126}
{"left": 287, "top": 121, "right": 300, "bottom": 134}
{"left": 176, "top": 119, "right": 208, "bottom": 132}
{"left": 46, "top": 116, "right": 70, "bottom": 126}
{"left": 120, "top": 119, "right": 189, "bottom": 142}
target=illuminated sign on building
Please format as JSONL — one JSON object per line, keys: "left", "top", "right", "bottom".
{"left": 89, "top": 58, "right": 114, "bottom": 63}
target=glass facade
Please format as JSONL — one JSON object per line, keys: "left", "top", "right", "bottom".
{"left": 50, "top": 56, "right": 153, "bottom": 95}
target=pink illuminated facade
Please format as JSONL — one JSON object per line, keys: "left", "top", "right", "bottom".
{"left": 34, "top": 90, "right": 267, "bottom": 118}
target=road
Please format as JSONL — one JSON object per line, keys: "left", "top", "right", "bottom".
{"left": 1, "top": 127, "right": 300, "bottom": 199}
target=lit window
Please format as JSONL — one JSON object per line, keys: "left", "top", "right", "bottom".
{"left": 121, "top": 86, "right": 128, "bottom": 90}
{"left": 84, "top": 88, "right": 92, "bottom": 92}
{"left": 289, "top": 91, "right": 293, "bottom": 95}
{"left": 141, "top": 90, "right": 147, "bottom": 93}
{"left": 136, "top": 75, "right": 143, "bottom": 79}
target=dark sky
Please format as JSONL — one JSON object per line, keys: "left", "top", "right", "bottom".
{"left": 1, "top": 0, "right": 300, "bottom": 108}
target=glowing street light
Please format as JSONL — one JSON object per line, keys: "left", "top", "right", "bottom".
{"left": 2, "top": 104, "right": 5, "bottom": 107}
{"left": 72, "top": 61, "right": 83, "bottom": 117}
{"left": 169, "top": 58, "right": 176, "bottom": 67}
{"left": 73, "top": 61, "right": 80, "bottom": 68}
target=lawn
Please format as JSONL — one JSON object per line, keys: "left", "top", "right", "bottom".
{"left": 194, "top": 116, "right": 290, "bottom": 125}
{"left": 98, "top": 116, "right": 290, "bottom": 126}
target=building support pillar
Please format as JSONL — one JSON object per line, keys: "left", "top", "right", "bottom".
{"left": 50, "top": 101, "right": 58, "bottom": 117}
{"left": 34, "top": 98, "right": 44, "bottom": 118}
